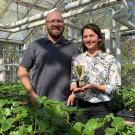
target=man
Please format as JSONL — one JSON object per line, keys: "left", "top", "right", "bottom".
{"left": 17, "top": 11, "right": 79, "bottom": 102}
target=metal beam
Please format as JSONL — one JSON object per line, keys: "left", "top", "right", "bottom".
{"left": 0, "top": 38, "right": 23, "bottom": 45}
{"left": 0, "top": 0, "right": 120, "bottom": 33}
{"left": 113, "top": 0, "right": 135, "bottom": 30}
{"left": 6, "top": 0, "right": 40, "bottom": 39}
{"left": 15, "top": 1, "right": 49, "bottom": 11}
{"left": 0, "top": 0, "right": 119, "bottom": 30}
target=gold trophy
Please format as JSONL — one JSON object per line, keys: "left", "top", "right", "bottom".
{"left": 75, "top": 65, "right": 86, "bottom": 87}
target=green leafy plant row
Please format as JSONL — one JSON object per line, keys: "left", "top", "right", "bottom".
{"left": 0, "top": 82, "right": 135, "bottom": 135}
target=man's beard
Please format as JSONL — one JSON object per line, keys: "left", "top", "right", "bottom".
{"left": 47, "top": 28, "right": 64, "bottom": 39}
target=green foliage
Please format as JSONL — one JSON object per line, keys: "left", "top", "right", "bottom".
{"left": 104, "top": 114, "right": 135, "bottom": 135}
{"left": 120, "top": 85, "right": 135, "bottom": 111}
{"left": 121, "top": 64, "right": 135, "bottom": 85}
{"left": 105, "top": 116, "right": 127, "bottom": 135}
{"left": 111, "top": 84, "right": 135, "bottom": 114}
{"left": 0, "top": 82, "right": 27, "bottom": 99}
{"left": 0, "top": 83, "right": 78, "bottom": 134}
{"left": 66, "top": 122, "right": 84, "bottom": 135}
{"left": 82, "top": 118, "right": 105, "bottom": 135}
{"left": 111, "top": 117, "right": 125, "bottom": 131}
{"left": 111, "top": 90, "right": 124, "bottom": 115}
{"left": 0, "top": 82, "right": 135, "bottom": 135}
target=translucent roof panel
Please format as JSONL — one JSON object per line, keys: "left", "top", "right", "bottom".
{"left": 0, "top": 0, "right": 135, "bottom": 44}
{"left": 0, "top": 0, "right": 53, "bottom": 43}
{"left": 0, "top": 31, "right": 10, "bottom": 38}
{"left": 128, "top": 0, "right": 135, "bottom": 23}
{"left": 8, "top": 30, "right": 29, "bottom": 41}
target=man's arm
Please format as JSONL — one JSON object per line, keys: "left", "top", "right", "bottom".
{"left": 17, "top": 66, "right": 38, "bottom": 101}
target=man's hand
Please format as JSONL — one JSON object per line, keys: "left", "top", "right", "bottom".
{"left": 29, "top": 90, "right": 39, "bottom": 105}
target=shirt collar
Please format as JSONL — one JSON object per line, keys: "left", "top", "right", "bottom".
{"left": 84, "top": 50, "right": 104, "bottom": 58}
{"left": 45, "top": 36, "right": 68, "bottom": 45}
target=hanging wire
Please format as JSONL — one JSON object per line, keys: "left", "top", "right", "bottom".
{"left": 16, "top": 1, "right": 19, "bottom": 20}
{"left": 88, "top": 12, "right": 94, "bottom": 23}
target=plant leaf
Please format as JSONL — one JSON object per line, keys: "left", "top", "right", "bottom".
{"left": 111, "top": 117, "right": 125, "bottom": 131}
{"left": 105, "top": 127, "right": 117, "bottom": 135}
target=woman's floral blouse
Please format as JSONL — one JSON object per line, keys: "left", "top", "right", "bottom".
{"left": 71, "top": 51, "right": 121, "bottom": 103}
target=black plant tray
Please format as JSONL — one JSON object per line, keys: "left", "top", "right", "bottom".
{"left": 117, "top": 110, "right": 135, "bottom": 122}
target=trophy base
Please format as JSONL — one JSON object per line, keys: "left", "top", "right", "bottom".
{"left": 78, "top": 80, "right": 86, "bottom": 87}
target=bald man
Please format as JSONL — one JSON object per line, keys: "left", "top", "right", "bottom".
{"left": 17, "top": 11, "right": 79, "bottom": 102}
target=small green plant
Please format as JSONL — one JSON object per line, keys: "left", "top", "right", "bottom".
{"left": 105, "top": 114, "right": 135, "bottom": 135}
{"left": 111, "top": 85, "right": 135, "bottom": 113}
{"left": 120, "top": 85, "right": 135, "bottom": 111}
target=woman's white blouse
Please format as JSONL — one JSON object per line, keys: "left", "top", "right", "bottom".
{"left": 71, "top": 51, "right": 121, "bottom": 103}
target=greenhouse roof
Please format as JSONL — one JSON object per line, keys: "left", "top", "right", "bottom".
{"left": 0, "top": 0, "right": 135, "bottom": 45}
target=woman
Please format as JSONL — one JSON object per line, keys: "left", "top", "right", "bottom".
{"left": 67, "top": 23, "right": 121, "bottom": 123}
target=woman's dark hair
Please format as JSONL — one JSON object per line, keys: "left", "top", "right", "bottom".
{"left": 81, "top": 23, "right": 105, "bottom": 52}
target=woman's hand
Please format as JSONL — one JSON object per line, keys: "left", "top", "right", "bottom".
{"left": 80, "top": 83, "right": 97, "bottom": 92}
{"left": 70, "top": 84, "right": 81, "bottom": 92}
{"left": 66, "top": 93, "right": 76, "bottom": 106}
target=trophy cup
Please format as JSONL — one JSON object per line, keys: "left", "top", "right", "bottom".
{"left": 74, "top": 65, "right": 86, "bottom": 87}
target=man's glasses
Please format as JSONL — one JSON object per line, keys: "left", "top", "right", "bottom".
{"left": 46, "top": 19, "right": 64, "bottom": 24}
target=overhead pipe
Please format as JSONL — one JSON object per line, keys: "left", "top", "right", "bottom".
{"left": 0, "top": 38, "right": 23, "bottom": 45}
{"left": 0, "top": 8, "right": 58, "bottom": 29}
{"left": 0, "top": 0, "right": 120, "bottom": 33}
{"left": 0, "top": 0, "right": 96, "bottom": 29}
{"left": 113, "top": 0, "right": 135, "bottom": 29}
{"left": 62, "top": 0, "right": 119, "bottom": 19}
{"left": 0, "top": 0, "right": 119, "bottom": 30}
{"left": 0, "top": 19, "right": 80, "bottom": 33}
{"left": 63, "top": 0, "right": 99, "bottom": 11}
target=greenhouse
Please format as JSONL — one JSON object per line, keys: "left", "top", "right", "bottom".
{"left": 0, "top": 0, "right": 135, "bottom": 134}
{"left": 0, "top": 0, "right": 134, "bottom": 83}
